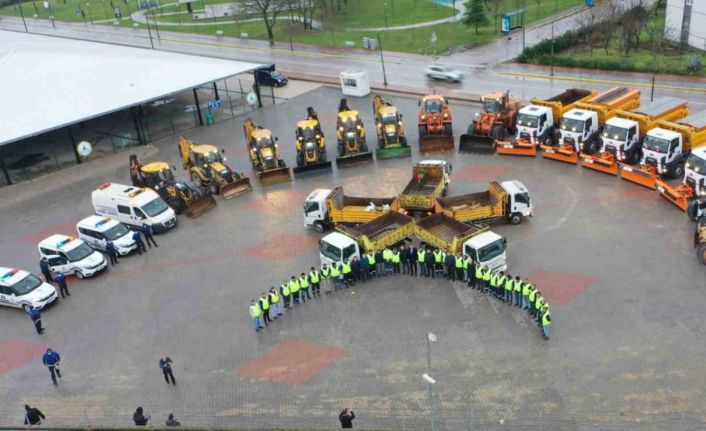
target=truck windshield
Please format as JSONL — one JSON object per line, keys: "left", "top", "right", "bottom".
{"left": 425, "top": 101, "right": 442, "bottom": 113}
{"left": 381, "top": 113, "right": 397, "bottom": 124}
{"left": 204, "top": 152, "right": 223, "bottom": 164}
{"left": 319, "top": 240, "right": 341, "bottom": 262}
{"left": 303, "top": 200, "right": 319, "bottom": 214}
{"left": 560, "top": 118, "right": 584, "bottom": 132}
{"left": 643, "top": 135, "right": 671, "bottom": 153}
{"left": 142, "top": 198, "right": 169, "bottom": 217}
{"left": 483, "top": 100, "right": 501, "bottom": 113}
{"left": 65, "top": 243, "right": 94, "bottom": 262}
{"left": 686, "top": 153, "right": 706, "bottom": 173}
{"left": 477, "top": 239, "right": 506, "bottom": 262}
{"left": 603, "top": 124, "right": 628, "bottom": 141}
{"left": 342, "top": 244, "right": 356, "bottom": 261}
{"left": 11, "top": 274, "right": 42, "bottom": 295}
{"left": 301, "top": 128, "right": 315, "bottom": 140}
{"left": 517, "top": 113, "right": 538, "bottom": 128}
{"left": 103, "top": 223, "right": 130, "bottom": 241}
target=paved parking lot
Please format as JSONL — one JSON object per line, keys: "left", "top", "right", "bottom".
{"left": 1, "top": 85, "right": 705, "bottom": 430}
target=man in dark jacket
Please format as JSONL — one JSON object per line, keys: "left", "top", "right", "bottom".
{"left": 106, "top": 242, "right": 119, "bottom": 266}
{"left": 141, "top": 225, "right": 158, "bottom": 248}
{"left": 408, "top": 245, "right": 418, "bottom": 276}
{"left": 133, "top": 407, "right": 149, "bottom": 426}
{"left": 42, "top": 348, "right": 61, "bottom": 385}
{"left": 166, "top": 413, "right": 181, "bottom": 426}
{"left": 339, "top": 407, "right": 355, "bottom": 429}
{"left": 24, "top": 404, "right": 45, "bottom": 425}
{"left": 350, "top": 257, "right": 360, "bottom": 285}
{"left": 374, "top": 250, "right": 384, "bottom": 277}
{"left": 424, "top": 248, "right": 435, "bottom": 278}
{"left": 159, "top": 356, "right": 176, "bottom": 385}
{"left": 359, "top": 255, "right": 369, "bottom": 283}
{"left": 55, "top": 273, "right": 70, "bottom": 298}
{"left": 132, "top": 230, "right": 146, "bottom": 255}
{"left": 400, "top": 244, "right": 409, "bottom": 275}
{"left": 444, "top": 252, "right": 456, "bottom": 281}
{"left": 39, "top": 259, "right": 52, "bottom": 283}
{"left": 29, "top": 306, "right": 44, "bottom": 334}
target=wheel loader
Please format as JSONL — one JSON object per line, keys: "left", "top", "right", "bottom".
{"left": 335, "top": 98, "right": 374, "bottom": 167}
{"left": 372, "top": 94, "right": 410, "bottom": 159}
{"left": 129, "top": 155, "right": 217, "bottom": 218}
{"left": 294, "top": 107, "right": 332, "bottom": 176}
{"left": 459, "top": 92, "right": 520, "bottom": 153}
{"left": 695, "top": 213, "right": 706, "bottom": 265}
{"left": 418, "top": 94, "right": 454, "bottom": 154}
{"left": 177, "top": 137, "right": 252, "bottom": 199}
{"left": 243, "top": 118, "right": 292, "bottom": 186}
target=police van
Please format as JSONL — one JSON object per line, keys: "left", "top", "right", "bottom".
{"left": 0, "top": 267, "right": 58, "bottom": 310}
{"left": 76, "top": 216, "right": 137, "bottom": 255}
{"left": 38, "top": 234, "right": 107, "bottom": 279}
{"left": 91, "top": 183, "right": 177, "bottom": 233}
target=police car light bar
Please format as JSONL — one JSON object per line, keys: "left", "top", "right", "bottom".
{"left": 1, "top": 268, "right": 19, "bottom": 280}
{"left": 56, "top": 236, "right": 75, "bottom": 248}
{"left": 95, "top": 217, "right": 111, "bottom": 227}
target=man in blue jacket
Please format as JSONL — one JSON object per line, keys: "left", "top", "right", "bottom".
{"left": 42, "top": 348, "right": 61, "bottom": 385}
{"left": 55, "top": 273, "right": 70, "bottom": 298}
{"left": 29, "top": 306, "right": 44, "bottom": 334}
{"left": 141, "top": 225, "right": 158, "bottom": 248}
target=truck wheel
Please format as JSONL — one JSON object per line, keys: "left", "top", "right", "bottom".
{"left": 210, "top": 182, "right": 220, "bottom": 195}
{"left": 442, "top": 186, "right": 448, "bottom": 197}
{"left": 361, "top": 143, "right": 369, "bottom": 152}
{"left": 509, "top": 212, "right": 522, "bottom": 225}
{"left": 418, "top": 126, "right": 427, "bottom": 137}
{"left": 687, "top": 199, "right": 699, "bottom": 221}
{"left": 278, "top": 160, "right": 286, "bottom": 168}
{"left": 491, "top": 125, "right": 505, "bottom": 140}
{"left": 314, "top": 221, "right": 325, "bottom": 233}
{"left": 338, "top": 144, "right": 345, "bottom": 157}
{"left": 296, "top": 154, "right": 304, "bottom": 167}
{"left": 468, "top": 122, "right": 477, "bottom": 135}
{"left": 627, "top": 148, "right": 641, "bottom": 165}
{"left": 698, "top": 243, "right": 706, "bottom": 265}
{"left": 671, "top": 163, "right": 685, "bottom": 179}
{"left": 401, "top": 136, "right": 408, "bottom": 147}
{"left": 168, "top": 197, "right": 185, "bottom": 214}
{"left": 443, "top": 124, "right": 453, "bottom": 136}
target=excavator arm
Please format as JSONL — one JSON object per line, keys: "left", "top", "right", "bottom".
{"left": 178, "top": 137, "right": 193, "bottom": 171}
{"left": 129, "top": 154, "right": 143, "bottom": 187}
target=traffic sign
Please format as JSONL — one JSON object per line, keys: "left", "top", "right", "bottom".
{"left": 208, "top": 100, "right": 221, "bottom": 111}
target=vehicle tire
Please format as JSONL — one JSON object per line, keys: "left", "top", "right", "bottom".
{"left": 687, "top": 198, "right": 699, "bottom": 221}
{"left": 426, "top": 74, "right": 432, "bottom": 80}
{"left": 296, "top": 154, "right": 304, "bottom": 167}
{"left": 491, "top": 125, "right": 505, "bottom": 140}
{"left": 401, "top": 136, "right": 408, "bottom": 147}
{"left": 168, "top": 197, "right": 184, "bottom": 214}
{"left": 320, "top": 153, "right": 327, "bottom": 163}
{"left": 278, "top": 159, "right": 286, "bottom": 168}
{"left": 338, "top": 144, "right": 345, "bottom": 157}
{"left": 418, "top": 125, "right": 427, "bottom": 137}
{"left": 361, "top": 143, "right": 369, "bottom": 152}
{"left": 627, "top": 148, "right": 641, "bottom": 165}
{"left": 671, "top": 162, "right": 685, "bottom": 179}
{"left": 442, "top": 186, "right": 448, "bottom": 197}
{"left": 698, "top": 243, "right": 706, "bottom": 265}
{"left": 443, "top": 124, "right": 453, "bottom": 136}
{"left": 446, "top": 76, "right": 454, "bottom": 83}
{"left": 190, "top": 172, "right": 201, "bottom": 187}
{"left": 509, "top": 212, "right": 522, "bottom": 225}
{"left": 75, "top": 271, "right": 84, "bottom": 279}
{"left": 467, "top": 122, "right": 477, "bottom": 135}
{"left": 210, "top": 182, "right": 219, "bottom": 195}
{"left": 314, "top": 221, "right": 325, "bottom": 233}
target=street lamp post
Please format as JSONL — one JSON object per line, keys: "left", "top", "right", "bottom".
{"left": 17, "top": 3, "right": 28, "bottom": 32}
{"left": 423, "top": 373, "right": 438, "bottom": 431}
{"left": 376, "top": 31, "right": 388, "bottom": 87}
{"left": 143, "top": 2, "right": 155, "bottom": 49}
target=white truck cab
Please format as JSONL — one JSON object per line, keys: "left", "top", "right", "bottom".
{"left": 559, "top": 109, "right": 600, "bottom": 154}
{"left": 92, "top": 183, "right": 177, "bottom": 233}
{"left": 76, "top": 216, "right": 137, "bottom": 255}
{"left": 641, "top": 128, "right": 684, "bottom": 178}
{"left": 601, "top": 117, "right": 641, "bottom": 164}
{"left": 516, "top": 105, "right": 555, "bottom": 146}
{"left": 318, "top": 232, "right": 362, "bottom": 266}
{"left": 463, "top": 231, "right": 508, "bottom": 273}
{"left": 303, "top": 188, "right": 333, "bottom": 232}
{"left": 38, "top": 234, "right": 107, "bottom": 279}
{"left": 500, "top": 180, "right": 533, "bottom": 224}
{"left": 684, "top": 148, "right": 706, "bottom": 197}
{"left": 0, "top": 267, "right": 58, "bottom": 310}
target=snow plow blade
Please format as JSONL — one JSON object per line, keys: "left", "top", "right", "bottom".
{"left": 185, "top": 193, "right": 217, "bottom": 218}
{"left": 292, "top": 161, "right": 333, "bottom": 177}
{"left": 496, "top": 139, "right": 536, "bottom": 157}
{"left": 335, "top": 151, "right": 374, "bottom": 168}
{"left": 376, "top": 146, "right": 411, "bottom": 159}
{"left": 458, "top": 134, "right": 496, "bottom": 153}
{"left": 220, "top": 177, "right": 253, "bottom": 199}
{"left": 581, "top": 153, "right": 619, "bottom": 176}
{"left": 419, "top": 135, "right": 455, "bottom": 154}
{"left": 656, "top": 180, "right": 692, "bottom": 212}
{"left": 619, "top": 164, "right": 657, "bottom": 190}
{"left": 540, "top": 144, "right": 578, "bottom": 164}
{"left": 257, "top": 167, "right": 292, "bottom": 186}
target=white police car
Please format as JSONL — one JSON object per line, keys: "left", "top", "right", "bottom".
{"left": 38, "top": 234, "right": 107, "bottom": 279}
{"left": 76, "top": 216, "right": 137, "bottom": 255}
{"left": 0, "top": 267, "right": 58, "bottom": 310}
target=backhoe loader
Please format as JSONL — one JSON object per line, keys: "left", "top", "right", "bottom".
{"left": 243, "top": 118, "right": 292, "bottom": 185}
{"left": 372, "top": 94, "right": 410, "bottom": 159}
{"left": 460, "top": 92, "right": 519, "bottom": 153}
{"left": 177, "top": 137, "right": 252, "bottom": 199}
{"left": 336, "top": 98, "right": 374, "bottom": 167}
{"left": 129, "top": 155, "right": 217, "bottom": 218}
{"left": 294, "top": 107, "right": 332, "bottom": 176}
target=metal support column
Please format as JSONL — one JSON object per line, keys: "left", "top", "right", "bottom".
{"left": 131, "top": 107, "right": 147, "bottom": 145}
{"left": 67, "top": 127, "right": 82, "bottom": 164}
{"left": 193, "top": 89, "right": 204, "bottom": 126}
{"left": 252, "top": 72, "right": 263, "bottom": 108}
{"left": 213, "top": 82, "right": 220, "bottom": 101}
{"left": 0, "top": 156, "right": 11, "bottom": 185}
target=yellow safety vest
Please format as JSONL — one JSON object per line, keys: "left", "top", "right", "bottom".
{"left": 522, "top": 282, "right": 530, "bottom": 296}
{"left": 289, "top": 279, "right": 300, "bottom": 293}
{"left": 260, "top": 296, "right": 270, "bottom": 311}
{"left": 542, "top": 310, "right": 551, "bottom": 326}
{"left": 331, "top": 264, "right": 340, "bottom": 277}
{"left": 342, "top": 262, "right": 352, "bottom": 274}
{"left": 475, "top": 266, "right": 482, "bottom": 278}
{"left": 383, "top": 249, "right": 392, "bottom": 262}
{"left": 528, "top": 288, "right": 537, "bottom": 302}
{"left": 504, "top": 277, "right": 513, "bottom": 291}
{"left": 321, "top": 266, "right": 330, "bottom": 278}
{"left": 463, "top": 257, "right": 470, "bottom": 269}
{"left": 310, "top": 270, "right": 320, "bottom": 284}
{"left": 514, "top": 279, "right": 522, "bottom": 292}
{"left": 535, "top": 296, "right": 544, "bottom": 310}
{"left": 367, "top": 253, "right": 376, "bottom": 265}
{"left": 434, "top": 251, "right": 443, "bottom": 263}
{"left": 483, "top": 270, "right": 491, "bottom": 282}
{"left": 455, "top": 256, "right": 463, "bottom": 269}
{"left": 418, "top": 250, "right": 425, "bottom": 262}
{"left": 490, "top": 273, "right": 498, "bottom": 287}
{"left": 392, "top": 252, "right": 400, "bottom": 263}
{"left": 299, "top": 276, "right": 310, "bottom": 289}
{"left": 282, "top": 283, "right": 290, "bottom": 296}
{"left": 249, "top": 304, "right": 261, "bottom": 318}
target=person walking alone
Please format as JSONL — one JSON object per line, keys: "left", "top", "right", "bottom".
{"left": 29, "top": 306, "right": 44, "bottom": 334}
{"left": 42, "top": 348, "right": 61, "bottom": 385}
{"left": 141, "top": 224, "right": 158, "bottom": 248}
{"left": 24, "top": 404, "right": 45, "bottom": 425}
{"left": 133, "top": 407, "right": 150, "bottom": 426}
{"left": 339, "top": 407, "right": 356, "bottom": 429}
{"left": 159, "top": 356, "right": 176, "bottom": 385}
{"left": 55, "top": 273, "right": 70, "bottom": 298}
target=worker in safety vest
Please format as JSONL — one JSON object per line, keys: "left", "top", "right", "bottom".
{"left": 250, "top": 299, "right": 263, "bottom": 332}
{"left": 417, "top": 248, "right": 426, "bottom": 277}
{"left": 299, "top": 273, "right": 310, "bottom": 302}
{"left": 366, "top": 251, "right": 376, "bottom": 278}
{"left": 392, "top": 248, "right": 401, "bottom": 275}
{"left": 482, "top": 266, "right": 491, "bottom": 294}
{"left": 535, "top": 297, "right": 546, "bottom": 325}
{"left": 382, "top": 247, "right": 393, "bottom": 275}
{"left": 527, "top": 285, "right": 537, "bottom": 315}
{"left": 462, "top": 254, "right": 471, "bottom": 283}
{"left": 269, "top": 287, "right": 281, "bottom": 318}
{"left": 259, "top": 292, "right": 271, "bottom": 326}
{"left": 320, "top": 264, "right": 331, "bottom": 294}
{"left": 541, "top": 305, "right": 552, "bottom": 340}
{"left": 521, "top": 279, "right": 531, "bottom": 310}
{"left": 454, "top": 254, "right": 464, "bottom": 282}
{"left": 497, "top": 271, "right": 507, "bottom": 301}
{"left": 280, "top": 281, "right": 291, "bottom": 310}
{"left": 513, "top": 276, "right": 522, "bottom": 307}
{"left": 473, "top": 262, "right": 482, "bottom": 290}
{"left": 309, "top": 267, "right": 321, "bottom": 297}
{"left": 329, "top": 262, "right": 341, "bottom": 291}
{"left": 504, "top": 273, "right": 513, "bottom": 305}
{"left": 490, "top": 271, "right": 500, "bottom": 298}
{"left": 433, "top": 249, "right": 443, "bottom": 275}
{"left": 289, "top": 276, "right": 301, "bottom": 305}
{"left": 341, "top": 259, "right": 352, "bottom": 287}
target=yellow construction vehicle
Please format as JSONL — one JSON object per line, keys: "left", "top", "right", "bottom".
{"left": 294, "top": 107, "right": 332, "bottom": 175}
{"left": 696, "top": 213, "right": 706, "bottom": 265}
{"left": 336, "top": 98, "right": 373, "bottom": 167}
{"left": 129, "top": 155, "right": 217, "bottom": 218}
{"left": 372, "top": 94, "right": 410, "bottom": 159}
{"left": 243, "top": 118, "right": 291, "bottom": 185}
{"left": 177, "top": 137, "right": 252, "bottom": 199}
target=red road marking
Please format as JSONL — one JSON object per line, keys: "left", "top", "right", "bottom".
{"left": 20, "top": 220, "right": 77, "bottom": 244}
{"left": 454, "top": 165, "right": 513, "bottom": 182}
{"left": 0, "top": 338, "right": 46, "bottom": 375}
{"left": 243, "top": 234, "right": 318, "bottom": 261}
{"left": 526, "top": 269, "right": 596, "bottom": 306}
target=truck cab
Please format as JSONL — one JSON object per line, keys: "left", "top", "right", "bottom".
{"left": 463, "top": 231, "right": 508, "bottom": 273}
{"left": 602, "top": 117, "right": 641, "bottom": 164}
{"left": 303, "top": 189, "right": 333, "bottom": 232}
{"left": 641, "top": 128, "right": 684, "bottom": 178}
{"left": 318, "top": 232, "right": 361, "bottom": 266}
{"left": 501, "top": 180, "right": 533, "bottom": 224}
{"left": 684, "top": 148, "right": 706, "bottom": 197}
{"left": 516, "top": 105, "right": 554, "bottom": 146}
{"left": 559, "top": 109, "right": 600, "bottom": 154}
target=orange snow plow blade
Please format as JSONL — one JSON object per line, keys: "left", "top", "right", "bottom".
{"left": 496, "top": 139, "right": 537, "bottom": 157}
{"left": 656, "top": 180, "right": 693, "bottom": 212}
{"left": 619, "top": 164, "right": 658, "bottom": 190}
{"left": 581, "top": 152, "right": 619, "bottom": 176}
{"left": 540, "top": 144, "right": 578, "bottom": 164}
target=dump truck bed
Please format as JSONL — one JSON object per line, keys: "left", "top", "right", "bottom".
{"left": 658, "top": 110, "right": 706, "bottom": 151}
{"left": 529, "top": 88, "right": 594, "bottom": 120}
{"left": 337, "top": 211, "right": 415, "bottom": 253}
{"left": 414, "top": 213, "right": 488, "bottom": 254}
{"left": 327, "top": 186, "right": 399, "bottom": 224}
{"left": 437, "top": 181, "right": 507, "bottom": 223}
{"left": 574, "top": 87, "right": 641, "bottom": 124}
{"left": 615, "top": 98, "right": 688, "bottom": 135}
{"left": 399, "top": 165, "right": 446, "bottom": 210}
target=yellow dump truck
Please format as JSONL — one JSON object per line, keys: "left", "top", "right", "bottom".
{"left": 303, "top": 186, "right": 399, "bottom": 232}
{"left": 399, "top": 163, "right": 447, "bottom": 213}
{"left": 438, "top": 180, "right": 532, "bottom": 225}
{"left": 336, "top": 211, "right": 415, "bottom": 253}
{"left": 414, "top": 213, "right": 489, "bottom": 254}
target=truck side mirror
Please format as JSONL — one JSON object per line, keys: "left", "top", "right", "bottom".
{"left": 418, "top": 101, "right": 421, "bottom": 106}
{"left": 274, "top": 137, "right": 278, "bottom": 141}
{"left": 220, "top": 148, "right": 225, "bottom": 154}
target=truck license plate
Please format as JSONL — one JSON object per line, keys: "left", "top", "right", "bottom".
{"left": 623, "top": 166, "right": 633, "bottom": 172}
{"left": 657, "top": 186, "right": 665, "bottom": 193}
{"left": 503, "top": 144, "right": 512, "bottom": 149}
{"left": 545, "top": 149, "right": 554, "bottom": 154}
{"left": 585, "top": 159, "right": 593, "bottom": 164}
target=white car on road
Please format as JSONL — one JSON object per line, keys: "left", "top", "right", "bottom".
{"left": 424, "top": 64, "right": 463, "bottom": 82}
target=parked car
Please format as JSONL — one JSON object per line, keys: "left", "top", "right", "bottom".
{"left": 256, "top": 69, "right": 288, "bottom": 87}
{"left": 424, "top": 64, "right": 463, "bottom": 83}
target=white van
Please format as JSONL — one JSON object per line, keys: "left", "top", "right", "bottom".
{"left": 92, "top": 183, "right": 177, "bottom": 233}
{"left": 38, "top": 234, "right": 107, "bottom": 279}
{"left": 76, "top": 216, "right": 137, "bottom": 255}
{"left": 0, "top": 267, "right": 58, "bottom": 310}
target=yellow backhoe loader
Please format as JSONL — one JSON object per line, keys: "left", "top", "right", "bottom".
{"left": 336, "top": 98, "right": 374, "bottom": 167}
{"left": 243, "top": 118, "right": 291, "bottom": 185}
{"left": 129, "top": 155, "right": 217, "bottom": 218}
{"left": 372, "top": 94, "right": 410, "bottom": 159}
{"left": 177, "top": 137, "right": 252, "bottom": 199}
{"left": 294, "top": 107, "right": 332, "bottom": 176}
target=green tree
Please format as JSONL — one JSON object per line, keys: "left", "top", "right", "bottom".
{"left": 462, "top": 0, "right": 489, "bottom": 34}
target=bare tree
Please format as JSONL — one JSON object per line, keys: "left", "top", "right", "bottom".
{"left": 295, "top": 0, "right": 318, "bottom": 29}
{"left": 618, "top": 5, "right": 648, "bottom": 56}
{"left": 243, "top": 0, "right": 286, "bottom": 46}
{"left": 572, "top": 6, "right": 601, "bottom": 55}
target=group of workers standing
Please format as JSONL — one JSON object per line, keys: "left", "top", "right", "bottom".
{"left": 249, "top": 243, "right": 552, "bottom": 339}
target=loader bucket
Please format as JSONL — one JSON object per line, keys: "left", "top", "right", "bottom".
{"left": 335, "top": 151, "right": 374, "bottom": 168}
{"left": 619, "top": 164, "right": 657, "bottom": 190}
{"left": 419, "top": 135, "right": 455, "bottom": 154}
{"left": 375, "top": 146, "right": 411, "bottom": 159}
{"left": 257, "top": 167, "right": 292, "bottom": 186}
{"left": 220, "top": 177, "right": 253, "bottom": 199}
{"left": 292, "top": 161, "right": 333, "bottom": 177}
{"left": 540, "top": 144, "right": 578, "bottom": 165}
{"left": 656, "top": 180, "right": 692, "bottom": 212}
{"left": 581, "top": 153, "right": 618, "bottom": 176}
{"left": 496, "top": 139, "right": 536, "bottom": 157}
{"left": 458, "top": 134, "right": 495, "bottom": 154}
{"left": 185, "top": 194, "right": 217, "bottom": 218}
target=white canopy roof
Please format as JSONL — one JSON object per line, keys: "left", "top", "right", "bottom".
{"left": 0, "top": 31, "right": 263, "bottom": 146}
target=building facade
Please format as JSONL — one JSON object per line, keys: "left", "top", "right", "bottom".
{"left": 665, "top": 0, "right": 706, "bottom": 51}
